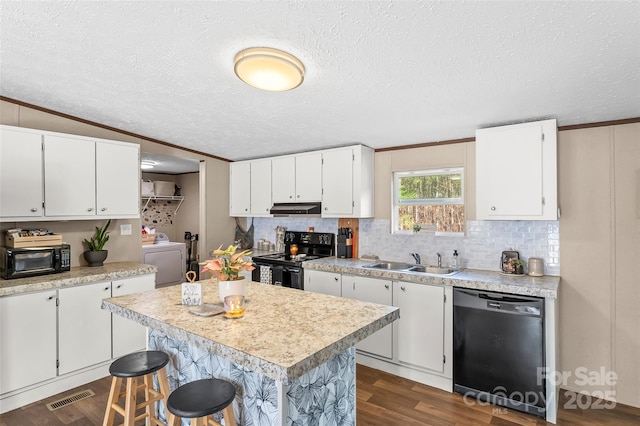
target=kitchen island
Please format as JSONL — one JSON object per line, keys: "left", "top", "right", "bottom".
{"left": 102, "top": 281, "right": 399, "bottom": 426}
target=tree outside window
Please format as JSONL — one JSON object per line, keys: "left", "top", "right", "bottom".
{"left": 393, "top": 168, "right": 464, "bottom": 234}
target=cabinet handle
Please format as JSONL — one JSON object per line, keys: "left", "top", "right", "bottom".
{"left": 30, "top": 208, "right": 38, "bottom": 212}
{"left": 491, "top": 206, "right": 496, "bottom": 211}
{"left": 87, "top": 207, "right": 94, "bottom": 212}
{"left": 297, "top": 195, "right": 300, "bottom": 198}
{"left": 245, "top": 208, "right": 248, "bottom": 211}
{"left": 289, "top": 195, "right": 293, "bottom": 199}
{"left": 101, "top": 207, "right": 107, "bottom": 212}
{"left": 334, "top": 277, "right": 339, "bottom": 281}
{"left": 104, "top": 286, "right": 110, "bottom": 291}
{"left": 400, "top": 286, "right": 406, "bottom": 291}
{"left": 324, "top": 207, "right": 328, "bottom": 210}
{"left": 384, "top": 284, "right": 389, "bottom": 289}
{"left": 116, "top": 284, "right": 122, "bottom": 289}
{"left": 47, "top": 295, "right": 55, "bottom": 300}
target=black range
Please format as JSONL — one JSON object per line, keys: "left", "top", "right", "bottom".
{"left": 251, "top": 231, "right": 335, "bottom": 289}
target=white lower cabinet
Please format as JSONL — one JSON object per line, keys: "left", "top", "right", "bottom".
{"left": 0, "top": 290, "right": 57, "bottom": 394}
{"left": 341, "top": 275, "right": 393, "bottom": 359}
{"left": 112, "top": 275, "right": 155, "bottom": 358}
{"left": 304, "top": 269, "right": 342, "bottom": 296}
{"left": 394, "top": 281, "right": 445, "bottom": 373}
{"left": 58, "top": 282, "right": 113, "bottom": 375}
{"left": 0, "top": 274, "right": 155, "bottom": 399}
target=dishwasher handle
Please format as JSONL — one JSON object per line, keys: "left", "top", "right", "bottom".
{"left": 454, "top": 288, "right": 544, "bottom": 317}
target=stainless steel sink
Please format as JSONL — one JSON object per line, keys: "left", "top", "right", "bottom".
{"left": 408, "top": 265, "right": 458, "bottom": 275}
{"left": 363, "top": 262, "right": 459, "bottom": 275}
{"left": 363, "top": 262, "right": 414, "bottom": 270}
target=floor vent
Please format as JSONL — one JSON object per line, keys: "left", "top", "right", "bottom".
{"left": 46, "top": 389, "right": 95, "bottom": 411}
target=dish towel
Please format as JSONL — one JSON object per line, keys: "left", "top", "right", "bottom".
{"left": 259, "top": 266, "right": 272, "bottom": 284}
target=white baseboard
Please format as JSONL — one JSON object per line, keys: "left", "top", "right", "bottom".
{"left": 356, "top": 353, "right": 453, "bottom": 392}
{"left": 0, "top": 361, "right": 111, "bottom": 414}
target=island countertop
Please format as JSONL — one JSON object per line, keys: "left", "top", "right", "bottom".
{"left": 102, "top": 281, "right": 399, "bottom": 384}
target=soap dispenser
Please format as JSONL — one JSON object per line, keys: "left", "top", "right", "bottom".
{"left": 452, "top": 250, "right": 459, "bottom": 268}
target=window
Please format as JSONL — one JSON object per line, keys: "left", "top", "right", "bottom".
{"left": 392, "top": 168, "right": 464, "bottom": 234}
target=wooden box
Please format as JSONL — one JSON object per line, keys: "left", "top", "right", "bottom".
{"left": 142, "top": 234, "right": 156, "bottom": 246}
{"left": 5, "top": 234, "right": 63, "bottom": 248}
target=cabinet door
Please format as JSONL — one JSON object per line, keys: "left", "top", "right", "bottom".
{"left": 112, "top": 275, "right": 155, "bottom": 358}
{"left": 476, "top": 119, "right": 557, "bottom": 220}
{"left": 0, "top": 128, "right": 44, "bottom": 219}
{"left": 58, "top": 282, "right": 112, "bottom": 375}
{"left": 322, "top": 148, "right": 354, "bottom": 215}
{"left": 342, "top": 275, "right": 393, "bottom": 359}
{"left": 250, "top": 159, "right": 272, "bottom": 216}
{"left": 394, "top": 281, "right": 444, "bottom": 372}
{"left": 96, "top": 141, "right": 139, "bottom": 217}
{"left": 295, "top": 152, "right": 322, "bottom": 201}
{"left": 304, "top": 269, "right": 341, "bottom": 296}
{"left": 271, "top": 156, "right": 296, "bottom": 202}
{"left": 229, "top": 161, "right": 251, "bottom": 216}
{"left": 44, "top": 135, "right": 96, "bottom": 217}
{"left": 0, "top": 290, "right": 57, "bottom": 394}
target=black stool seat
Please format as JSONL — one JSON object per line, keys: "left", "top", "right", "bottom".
{"left": 109, "top": 350, "right": 169, "bottom": 378}
{"left": 167, "top": 378, "right": 236, "bottom": 418}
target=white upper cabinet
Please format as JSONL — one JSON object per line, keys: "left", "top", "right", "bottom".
{"left": 229, "top": 161, "right": 251, "bottom": 216}
{"left": 272, "top": 152, "right": 322, "bottom": 203}
{"left": 0, "top": 128, "right": 43, "bottom": 219}
{"left": 250, "top": 158, "right": 272, "bottom": 216}
{"left": 96, "top": 141, "right": 140, "bottom": 216}
{"left": 321, "top": 145, "right": 374, "bottom": 218}
{"left": 0, "top": 125, "right": 140, "bottom": 222}
{"left": 44, "top": 134, "right": 97, "bottom": 217}
{"left": 229, "top": 144, "right": 374, "bottom": 218}
{"left": 295, "top": 152, "right": 322, "bottom": 201}
{"left": 476, "top": 119, "right": 558, "bottom": 220}
{"left": 271, "top": 156, "right": 295, "bottom": 202}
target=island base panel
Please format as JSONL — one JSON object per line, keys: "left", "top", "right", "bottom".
{"left": 149, "top": 329, "right": 356, "bottom": 425}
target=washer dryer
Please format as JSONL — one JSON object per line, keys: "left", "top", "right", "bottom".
{"left": 142, "top": 233, "right": 186, "bottom": 288}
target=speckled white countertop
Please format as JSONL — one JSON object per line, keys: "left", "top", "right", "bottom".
{"left": 102, "top": 281, "right": 399, "bottom": 383}
{"left": 0, "top": 262, "right": 157, "bottom": 297}
{"left": 303, "top": 258, "right": 559, "bottom": 299}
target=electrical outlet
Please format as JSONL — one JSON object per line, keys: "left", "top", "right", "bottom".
{"left": 120, "top": 224, "right": 132, "bottom": 235}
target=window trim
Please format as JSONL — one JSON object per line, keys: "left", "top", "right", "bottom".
{"left": 392, "top": 167, "right": 465, "bottom": 235}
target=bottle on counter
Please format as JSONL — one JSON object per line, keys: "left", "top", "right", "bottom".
{"left": 452, "top": 250, "right": 459, "bottom": 268}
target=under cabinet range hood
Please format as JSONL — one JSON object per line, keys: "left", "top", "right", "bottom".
{"left": 270, "top": 202, "right": 322, "bottom": 217}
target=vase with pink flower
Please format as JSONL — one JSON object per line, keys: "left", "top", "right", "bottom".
{"left": 200, "top": 244, "right": 255, "bottom": 303}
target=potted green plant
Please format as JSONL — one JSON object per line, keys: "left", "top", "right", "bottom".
{"left": 509, "top": 258, "right": 526, "bottom": 275}
{"left": 83, "top": 219, "right": 111, "bottom": 267}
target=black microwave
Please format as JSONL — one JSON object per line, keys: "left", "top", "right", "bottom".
{"left": 0, "top": 244, "right": 71, "bottom": 280}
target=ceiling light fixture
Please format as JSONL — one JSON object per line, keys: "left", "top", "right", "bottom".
{"left": 234, "top": 47, "right": 305, "bottom": 91}
{"left": 140, "top": 160, "right": 156, "bottom": 170}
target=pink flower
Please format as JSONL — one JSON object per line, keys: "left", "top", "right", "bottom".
{"left": 200, "top": 244, "right": 254, "bottom": 281}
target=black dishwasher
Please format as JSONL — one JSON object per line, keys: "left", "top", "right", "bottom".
{"left": 453, "top": 288, "right": 545, "bottom": 418}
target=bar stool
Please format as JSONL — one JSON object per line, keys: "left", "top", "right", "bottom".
{"left": 166, "top": 378, "right": 237, "bottom": 426}
{"left": 103, "top": 350, "right": 172, "bottom": 426}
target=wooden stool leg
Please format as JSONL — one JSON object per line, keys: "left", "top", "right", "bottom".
{"left": 166, "top": 412, "right": 180, "bottom": 426}
{"left": 156, "top": 366, "right": 172, "bottom": 416}
{"left": 102, "top": 377, "right": 122, "bottom": 426}
{"left": 123, "top": 377, "right": 138, "bottom": 425}
{"left": 222, "top": 404, "right": 237, "bottom": 426}
{"left": 143, "top": 373, "right": 156, "bottom": 423}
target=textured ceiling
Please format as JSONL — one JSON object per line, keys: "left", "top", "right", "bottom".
{"left": 1, "top": 1, "right": 639, "bottom": 162}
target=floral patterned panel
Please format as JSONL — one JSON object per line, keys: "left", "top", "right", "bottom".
{"left": 149, "top": 329, "right": 356, "bottom": 426}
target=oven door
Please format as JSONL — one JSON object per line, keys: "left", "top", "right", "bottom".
{"left": 251, "top": 261, "right": 303, "bottom": 290}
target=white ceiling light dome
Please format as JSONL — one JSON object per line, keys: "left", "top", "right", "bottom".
{"left": 234, "top": 47, "right": 305, "bottom": 91}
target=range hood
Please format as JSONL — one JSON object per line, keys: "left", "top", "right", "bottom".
{"left": 270, "top": 202, "right": 322, "bottom": 217}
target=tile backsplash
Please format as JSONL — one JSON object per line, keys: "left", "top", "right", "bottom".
{"left": 253, "top": 218, "right": 560, "bottom": 276}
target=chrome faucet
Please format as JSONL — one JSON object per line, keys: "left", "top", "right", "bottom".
{"left": 410, "top": 253, "right": 421, "bottom": 264}
{"left": 436, "top": 253, "right": 442, "bottom": 268}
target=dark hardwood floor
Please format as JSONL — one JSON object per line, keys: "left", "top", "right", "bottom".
{"left": 1, "top": 365, "right": 638, "bottom": 425}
